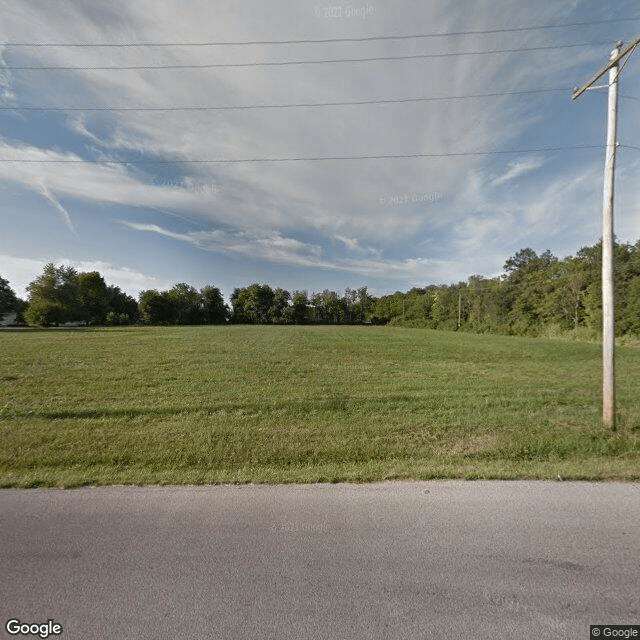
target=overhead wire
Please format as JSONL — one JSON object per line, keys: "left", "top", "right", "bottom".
{"left": 1, "top": 41, "right": 614, "bottom": 70}
{"left": 0, "top": 19, "right": 633, "bottom": 165}
{"left": 0, "top": 88, "right": 571, "bottom": 112}
{"left": 616, "top": 40, "right": 639, "bottom": 78}
{"left": 0, "top": 145, "right": 604, "bottom": 164}
{"left": 2, "top": 16, "right": 638, "bottom": 47}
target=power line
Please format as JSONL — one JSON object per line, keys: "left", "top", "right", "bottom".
{"left": 2, "top": 41, "right": 612, "bottom": 70}
{"left": 0, "top": 88, "right": 570, "bottom": 112}
{"left": 2, "top": 17, "right": 638, "bottom": 47}
{"left": 0, "top": 145, "right": 603, "bottom": 164}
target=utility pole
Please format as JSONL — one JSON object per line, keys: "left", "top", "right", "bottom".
{"left": 572, "top": 37, "right": 640, "bottom": 430}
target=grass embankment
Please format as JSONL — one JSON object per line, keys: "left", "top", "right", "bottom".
{"left": 1, "top": 325, "right": 639, "bottom": 487}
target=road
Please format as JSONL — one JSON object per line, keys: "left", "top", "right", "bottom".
{"left": 1, "top": 481, "right": 639, "bottom": 639}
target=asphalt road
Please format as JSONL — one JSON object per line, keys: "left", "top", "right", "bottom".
{"left": 1, "top": 481, "right": 638, "bottom": 640}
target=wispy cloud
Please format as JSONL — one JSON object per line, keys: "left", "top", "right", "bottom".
{"left": 38, "top": 182, "right": 76, "bottom": 234}
{"left": 334, "top": 235, "right": 380, "bottom": 256}
{"left": 490, "top": 157, "right": 545, "bottom": 188}
{"left": 123, "top": 220, "right": 452, "bottom": 281}
{"left": 124, "top": 222, "right": 326, "bottom": 266}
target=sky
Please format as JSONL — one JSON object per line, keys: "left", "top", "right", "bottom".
{"left": 1, "top": 0, "right": 639, "bottom": 303}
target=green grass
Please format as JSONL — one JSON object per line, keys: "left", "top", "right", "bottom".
{"left": 1, "top": 325, "right": 639, "bottom": 487}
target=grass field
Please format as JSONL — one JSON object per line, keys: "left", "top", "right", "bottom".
{"left": 1, "top": 325, "right": 639, "bottom": 487}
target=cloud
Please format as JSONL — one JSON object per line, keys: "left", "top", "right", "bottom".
{"left": 489, "top": 157, "right": 545, "bottom": 188}
{"left": 0, "top": 253, "right": 169, "bottom": 299}
{"left": 123, "top": 222, "right": 325, "bottom": 266}
{"left": 123, "top": 220, "right": 452, "bottom": 281}
{"left": 38, "top": 182, "right": 76, "bottom": 234}
{"left": 1, "top": 0, "right": 638, "bottom": 295}
{"left": 63, "top": 259, "right": 173, "bottom": 297}
{"left": 0, "top": 1, "right": 582, "bottom": 233}
{"left": 450, "top": 162, "right": 604, "bottom": 275}
{"left": 334, "top": 235, "right": 380, "bottom": 256}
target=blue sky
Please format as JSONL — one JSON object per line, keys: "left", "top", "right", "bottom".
{"left": 1, "top": 0, "right": 639, "bottom": 302}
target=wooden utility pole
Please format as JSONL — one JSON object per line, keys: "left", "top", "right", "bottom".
{"left": 572, "top": 37, "right": 640, "bottom": 430}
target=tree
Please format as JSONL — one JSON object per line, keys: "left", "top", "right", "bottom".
{"left": 0, "top": 276, "right": 19, "bottom": 319}
{"left": 167, "top": 283, "right": 203, "bottom": 325}
{"left": 502, "top": 249, "right": 558, "bottom": 334}
{"left": 139, "top": 289, "right": 173, "bottom": 325}
{"left": 619, "top": 275, "right": 640, "bottom": 335}
{"left": 200, "top": 285, "right": 228, "bottom": 324}
{"left": 269, "top": 288, "right": 291, "bottom": 324}
{"left": 356, "top": 286, "right": 371, "bottom": 323}
{"left": 77, "top": 271, "right": 109, "bottom": 325}
{"left": 231, "top": 284, "right": 274, "bottom": 324}
{"left": 371, "top": 291, "right": 405, "bottom": 325}
{"left": 466, "top": 277, "right": 509, "bottom": 333}
{"left": 311, "top": 290, "right": 346, "bottom": 324}
{"left": 106, "top": 286, "right": 139, "bottom": 325}
{"left": 24, "top": 263, "right": 80, "bottom": 326}
{"left": 289, "top": 291, "right": 310, "bottom": 324}
{"left": 536, "top": 258, "right": 588, "bottom": 330}
{"left": 617, "top": 240, "right": 640, "bottom": 335}
{"left": 503, "top": 248, "right": 556, "bottom": 280}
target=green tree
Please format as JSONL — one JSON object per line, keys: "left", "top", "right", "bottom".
{"left": 139, "top": 289, "right": 173, "bottom": 325}
{"left": 503, "top": 249, "right": 557, "bottom": 334}
{"left": 613, "top": 241, "right": 640, "bottom": 335}
{"left": 77, "top": 271, "right": 109, "bottom": 325}
{"left": 289, "top": 290, "right": 310, "bottom": 324}
{"left": 24, "top": 263, "right": 80, "bottom": 326}
{"left": 231, "top": 284, "right": 274, "bottom": 324}
{"left": 200, "top": 285, "right": 228, "bottom": 324}
{"left": 356, "top": 286, "right": 372, "bottom": 323}
{"left": 167, "top": 283, "right": 203, "bottom": 325}
{"left": 463, "top": 276, "right": 507, "bottom": 332}
{"left": 536, "top": 257, "right": 588, "bottom": 330}
{"left": 311, "top": 290, "right": 345, "bottom": 324}
{"left": 269, "top": 288, "right": 291, "bottom": 324}
{"left": 576, "top": 240, "right": 635, "bottom": 335}
{"left": 0, "top": 276, "right": 19, "bottom": 320}
{"left": 342, "top": 287, "right": 372, "bottom": 324}
{"left": 371, "top": 291, "right": 405, "bottom": 325}
{"left": 105, "top": 286, "right": 139, "bottom": 325}
{"left": 403, "top": 288, "right": 431, "bottom": 327}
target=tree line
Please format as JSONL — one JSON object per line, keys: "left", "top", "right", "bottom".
{"left": 1, "top": 238, "right": 639, "bottom": 336}
{"left": 374, "top": 240, "right": 640, "bottom": 337}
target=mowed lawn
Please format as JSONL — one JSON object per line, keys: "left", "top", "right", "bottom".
{"left": 1, "top": 325, "right": 639, "bottom": 487}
